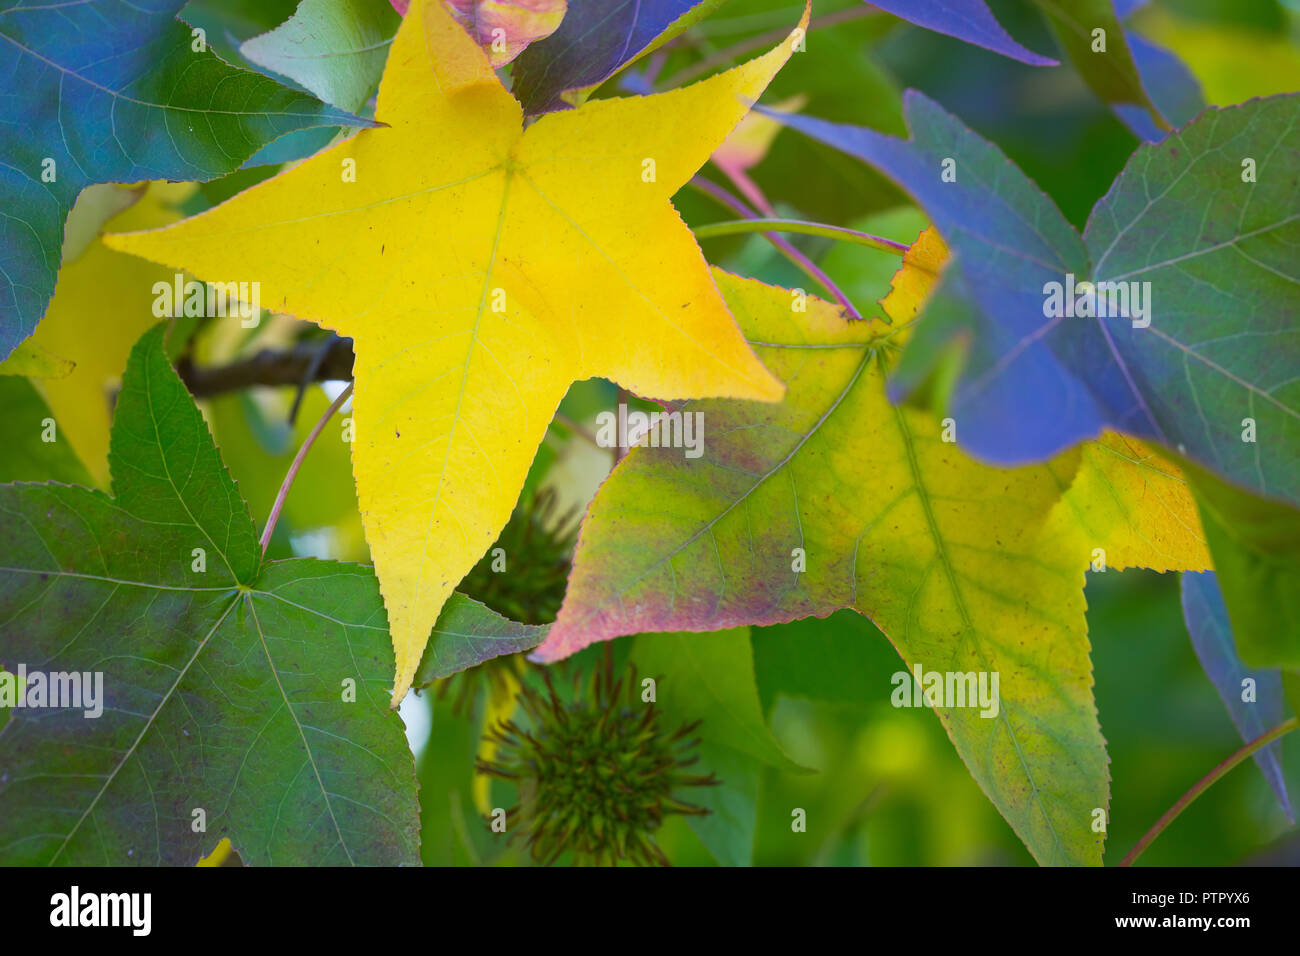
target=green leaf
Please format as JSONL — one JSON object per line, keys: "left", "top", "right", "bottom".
{"left": 631, "top": 629, "right": 803, "bottom": 774}
{"left": 241, "top": 0, "right": 401, "bottom": 112}
{"left": 0, "top": 323, "right": 537, "bottom": 865}
{"left": 413, "top": 595, "right": 547, "bottom": 684}
{"left": 0, "top": 377, "right": 93, "bottom": 486}
{"left": 1286, "top": 670, "right": 1300, "bottom": 724}
{"left": 752, "top": 611, "right": 888, "bottom": 711}
{"left": 1183, "top": 462, "right": 1300, "bottom": 669}
{"left": 417, "top": 697, "right": 493, "bottom": 866}
{"left": 1030, "top": 0, "right": 1166, "bottom": 132}
{"left": 684, "top": 741, "right": 762, "bottom": 868}
{"left": 0, "top": 325, "right": 416, "bottom": 865}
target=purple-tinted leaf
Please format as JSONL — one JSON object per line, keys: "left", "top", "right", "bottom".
{"left": 511, "top": 0, "right": 719, "bottom": 113}
{"left": 530, "top": 270, "right": 1190, "bottom": 866}
{"left": 1112, "top": 0, "right": 1148, "bottom": 18}
{"left": 765, "top": 93, "right": 1107, "bottom": 465}
{"left": 1082, "top": 94, "right": 1300, "bottom": 508}
{"left": 770, "top": 92, "right": 1300, "bottom": 513}
{"left": 1116, "top": 30, "right": 1204, "bottom": 141}
{"left": 869, "top": 0, "right": 1056, "bottom": 66}
{"left": 774, "top": 92, "right": 1300, "bottom": 680}
{"left": 1181, "top": 571, "right": 1292, "bottom": 821}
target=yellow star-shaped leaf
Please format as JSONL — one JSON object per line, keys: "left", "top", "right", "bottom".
{"left": 107, "top": 0, "right": 805, "bottom": 703}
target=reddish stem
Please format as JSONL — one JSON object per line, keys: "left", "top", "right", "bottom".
{"left": 687, "top": 176, "right": 863, "bottom": 320}
{"left": 259, "top": 383, "right": 354, "bottom": 557}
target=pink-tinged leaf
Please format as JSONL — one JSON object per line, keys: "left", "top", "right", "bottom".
{"left": 711, "top": 95, "right": 806, "bottom": 215}
{"left": 534, "top": 266, "right": 1214, "bottom": 866}
{"left": 390, "top": 0, "right": 566, "bottom": 66}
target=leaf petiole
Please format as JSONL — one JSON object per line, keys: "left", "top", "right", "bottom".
{"left": 687, "top": 177, "right": 867, "bottom": 319}
{"left": 694, "top": 218, "right": 909, "bottom": 256}
{"left": 259, "top": 383, "right": 354, "bottom": 557}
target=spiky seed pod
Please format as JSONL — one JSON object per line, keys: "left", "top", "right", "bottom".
{"left": 477, "top": 655, "right": 717, "bottom": 866}
{"left": 458, "top": 486, "right": 578, "bottom": 626}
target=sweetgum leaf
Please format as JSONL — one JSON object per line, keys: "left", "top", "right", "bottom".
{"left": 0, "top": 0, "right": 374, "bottom": 361}
{"left": 771, "top": 91, "right": 1300, "bottom": 673}
{"left": 1083, "top": 94, "right": 1300, "bottom": 508}
{"left": 412, "top": 595, "right": 546, "bottom": 683}
{"left": 772, "top": 92, "right": 1300, "bottom": 512}
{"left": 107, "top": 0, "right": 805, "bottom": 704}
{"left": 1181, "top": 571, "right": 1291, "bottom": 820}
{"left": 0, "top": 324, "right": 539, "bottom": 865}
{"left": 534, "top": 268, "right": 1213, "bottom": 865}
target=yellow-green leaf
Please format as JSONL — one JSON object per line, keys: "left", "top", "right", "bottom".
{"left": 0, "top": 340, "right": 72, "bottom": 379}
{"left": 534, "top": 261, "right": 1210, "bottom": 865}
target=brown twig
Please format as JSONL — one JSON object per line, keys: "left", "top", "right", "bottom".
{"left": 177, "top": 336, "right": 355, "bottom": 397}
